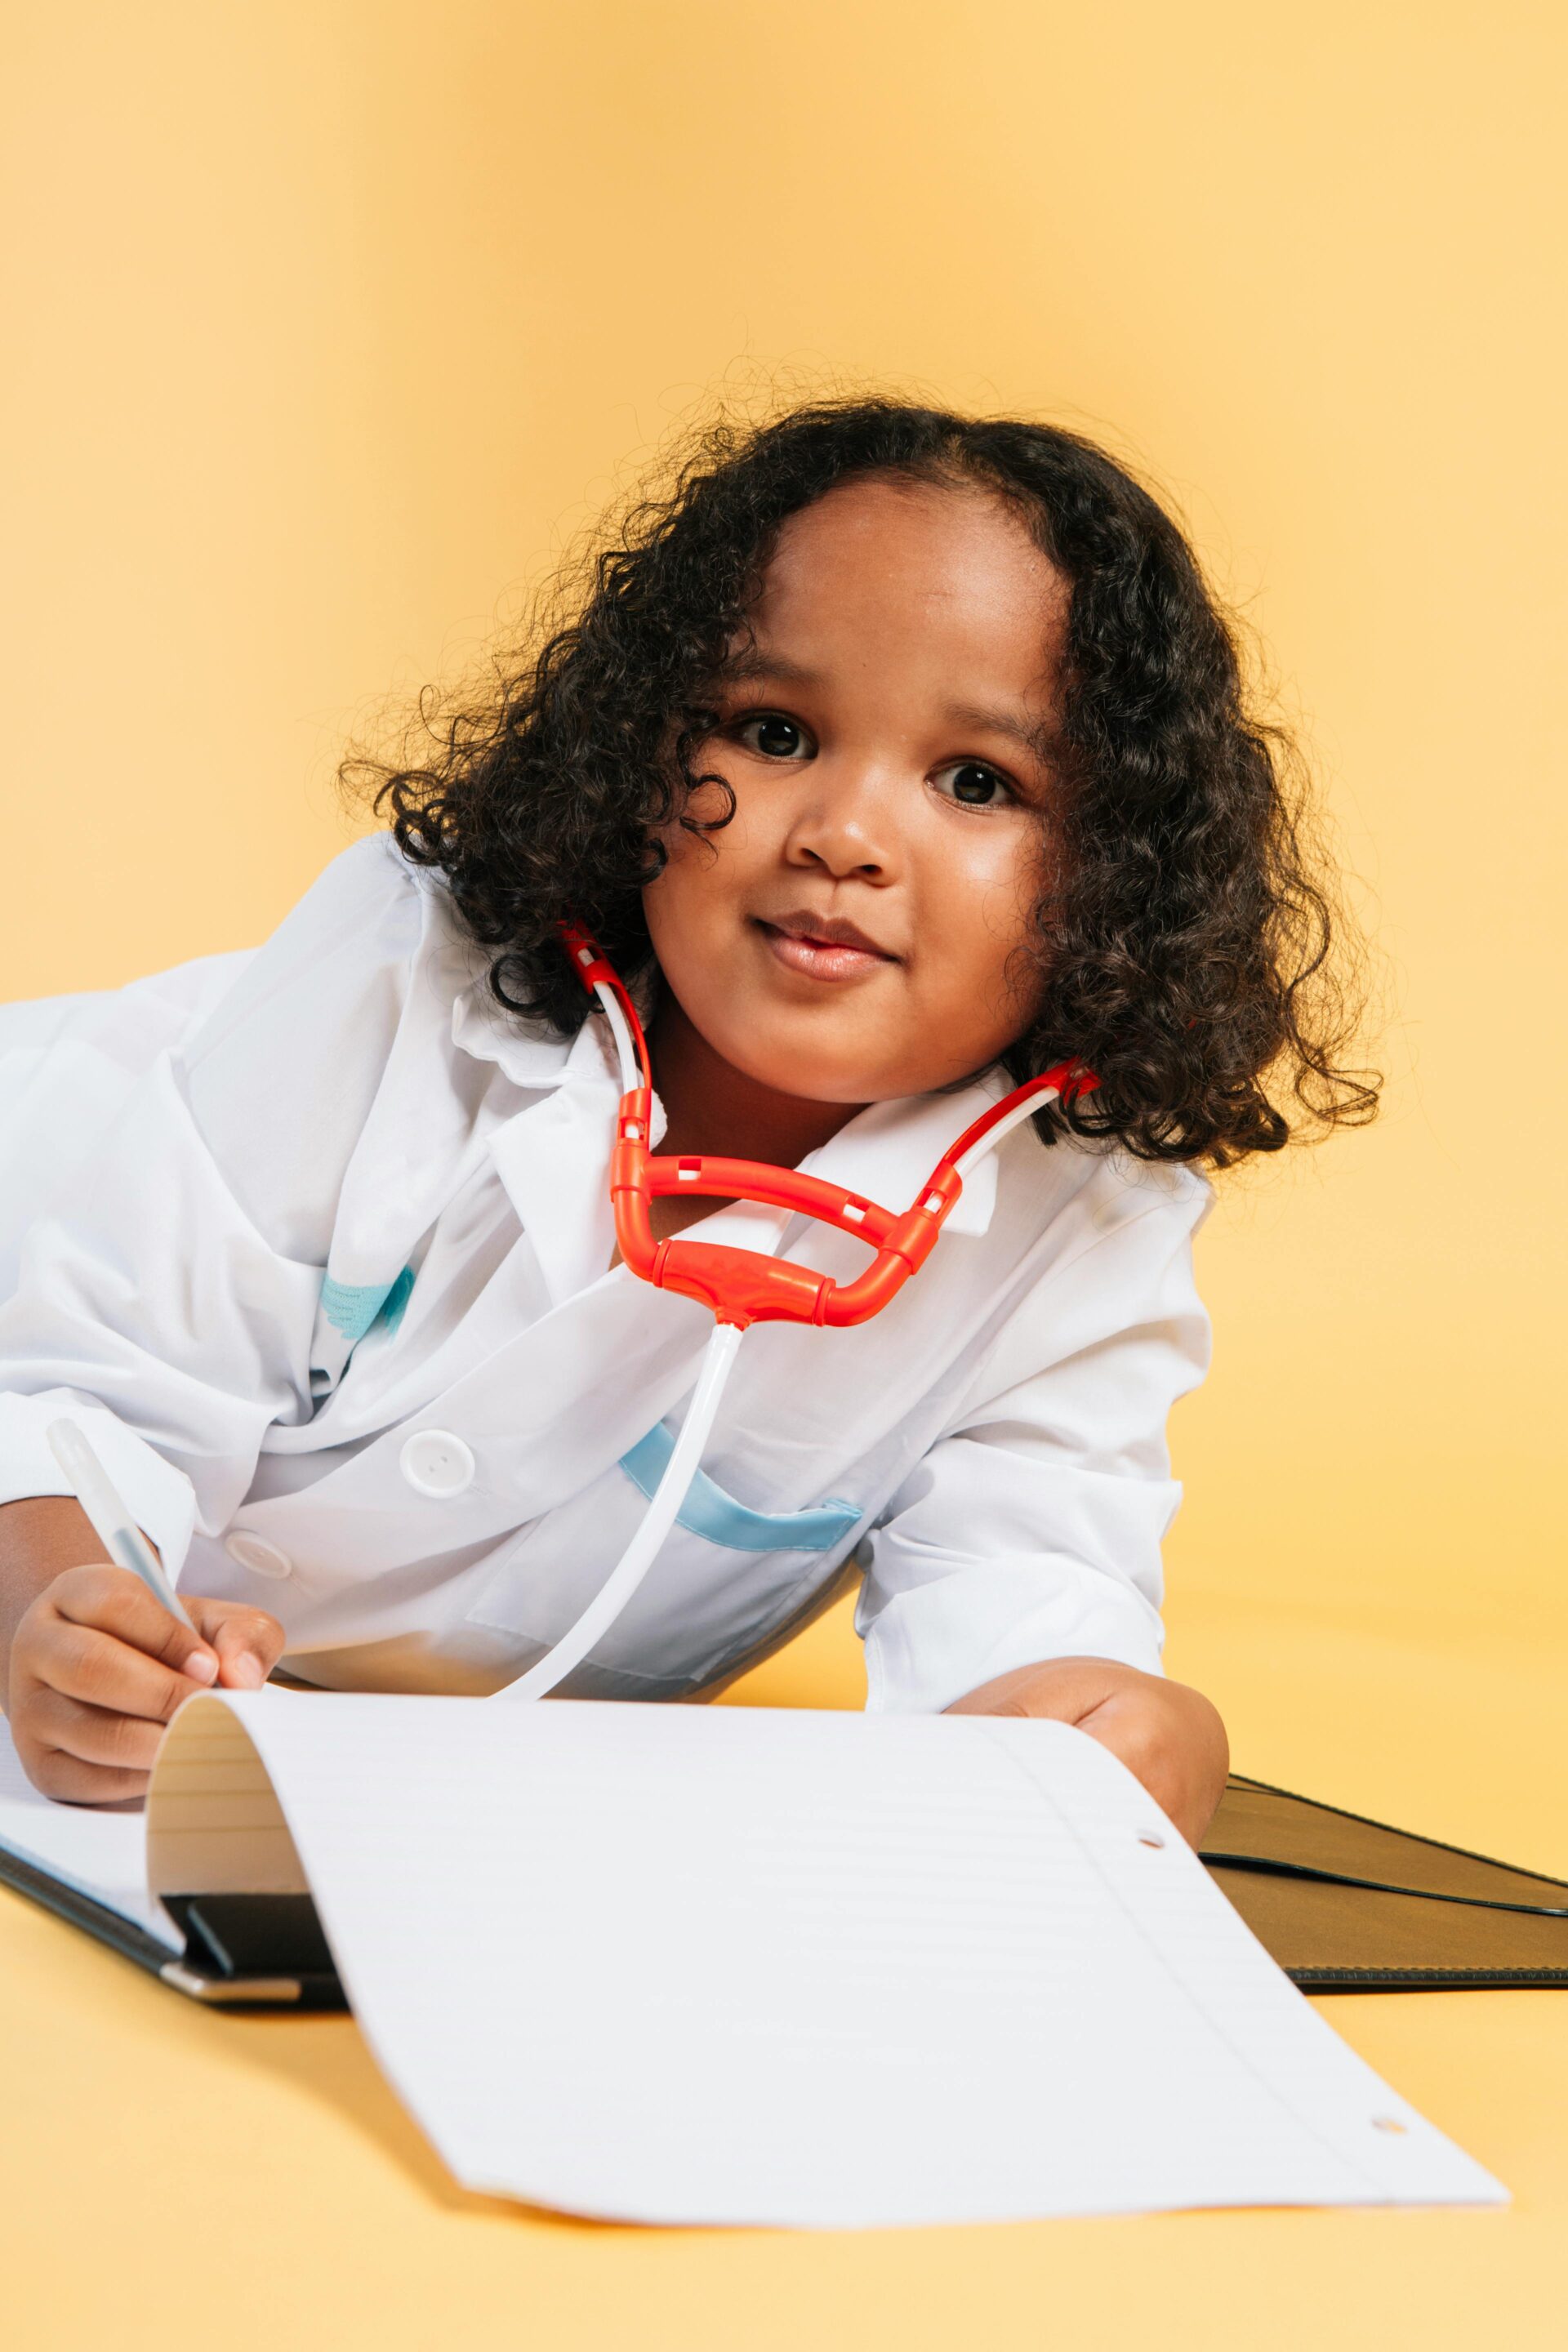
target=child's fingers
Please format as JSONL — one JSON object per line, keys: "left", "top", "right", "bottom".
{"left": 51, "top": 1564, "right": 219, "bottom": 1684}
{"left": 33, "top": 1610, "right": 216, "bottom": 1724}
{"left": 1074, "top": 1679, "right": 1231, "bottom": 1846}
{"left": 25, "top": 1685, "right": 167, "bottom": 1775}
{"left": 945, "top": 1657, "right": 1111, "bottom": 1721}
{"left": 18, "top": 1735, "right": 150, "bottom": 1806}
{"left": 195, "top": 1602, "right": 286, "bottom": 1690}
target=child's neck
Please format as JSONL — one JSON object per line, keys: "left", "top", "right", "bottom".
{"left": 648, "top": 999, "right": 863, "bottom": 1169}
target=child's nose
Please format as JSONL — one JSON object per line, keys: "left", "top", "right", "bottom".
{"left": 782, "top": 758, "right": 901, "bottom": 880}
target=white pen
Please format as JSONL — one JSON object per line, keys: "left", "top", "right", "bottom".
{"left": 46, "top": 1417, "right": 199, "bottom": 1635}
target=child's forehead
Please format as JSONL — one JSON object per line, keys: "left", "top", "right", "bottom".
{"left": 764, "top": 471, "right": 1045, "bottom": 570}
{"left": 735, "top": 478, "right": 1069, "bottom": 684}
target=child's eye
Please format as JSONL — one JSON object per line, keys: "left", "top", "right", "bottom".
{"left": 931, "top": 760, "right": 1016, "bottom": 808}
{"left": 733, "top": 712, "right": 813, "bottom": 760}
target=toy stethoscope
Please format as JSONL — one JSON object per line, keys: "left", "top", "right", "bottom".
{"left": 499, "top": 922, "right": 1098, "bottom": 1700}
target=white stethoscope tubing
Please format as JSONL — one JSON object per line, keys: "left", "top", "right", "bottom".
{"left": 594, "top": 978, "right": 642, "bottom": 1094}
{"left": 493, "top": 1000, "right": 1046, "bottom": 1702}
{"left": 494, "top": 1318, "right": 746, "bottom": 1701}
{"left": 951, "top": 1084, "right": 1058, "bottom": 1180}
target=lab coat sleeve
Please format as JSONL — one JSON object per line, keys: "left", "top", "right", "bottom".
{"left": 856, "top": 1167, "right": 1214, "bottom": 1713}
{"left": 0, "top": 834, "right": 425, "bottom": 1580}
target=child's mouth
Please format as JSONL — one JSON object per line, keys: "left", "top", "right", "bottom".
{"left": 753, "top": 915, "right": 896, "bottom": 983}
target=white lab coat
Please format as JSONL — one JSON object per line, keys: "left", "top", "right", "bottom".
{"left": 0, "top": 832, "right": 1212, "bottom": 1707}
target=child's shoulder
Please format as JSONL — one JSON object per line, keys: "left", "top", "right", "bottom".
{"left": 168, "top": 833, "right": 537, "bottom": 1262}
{"left": 293, "top": 826, "right": 437, "bottom": 933}
{"left": 993, "top": 1122, "right": 1214, "bottom": 1262}
{"left": 212, "top": 832, "right": 483, "bottom": 1022}
{"left": 175, "top": 832, "right": 463, "bottom": 1096}
{"left": 185, "top": 828, "right": 576, "bottom": 1102}
{"left": 1079, "top": 1145, "right": 1214, "bottom": 1232}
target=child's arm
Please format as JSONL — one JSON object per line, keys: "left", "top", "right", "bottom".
{"left": 0, "top": 1495, "right": 283, "bottom": 1802}
{"left": 0, "top": 837, "right": 425, "bottom": 1659}
{"left": 0, "top": 839, "right": 434, "bottom": 1795}
{"left": 857, "top": 1162, "right": 1226, "bottom": 1840}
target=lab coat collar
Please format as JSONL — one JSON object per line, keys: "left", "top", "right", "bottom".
{"left": 449, "top": 983, "right": 579, "bottom": 1092}
{"left": 484, "top": 1041, "right": 1009, "bottom": 1310}
{"left": 466, "top": 958, "right": 1011, "bottom": 1311}
{"left": 796, "top": 1067, "right": 1009, "bottom": 1239}
{"left": 480, "top": 1008, "right": 642, "bottom": 1310}
{"left": 450, "top": 964, "right": 663, "bottom": 1098}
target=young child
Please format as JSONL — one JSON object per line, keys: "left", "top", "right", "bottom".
{"left": 0, "top": 401, "right": 1373, "bottom": 1841}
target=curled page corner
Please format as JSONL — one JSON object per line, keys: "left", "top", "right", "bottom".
{"left": 148, "top": 1688, "right": 311, "bottom": 1899}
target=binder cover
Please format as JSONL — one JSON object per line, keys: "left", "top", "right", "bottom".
{"left": 4, "top": 1766, "right": 1565, "bottom": 2002}
{"left": 1201, "top": 1775, "right": 1568, "bottom": 1988}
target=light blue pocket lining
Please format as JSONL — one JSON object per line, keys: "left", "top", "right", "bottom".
{"left": 618, "top": 1423, "right": 861, "bottom": 1555}
{"left": 320, "top": 1266, "right": 415, "bottom": 1344}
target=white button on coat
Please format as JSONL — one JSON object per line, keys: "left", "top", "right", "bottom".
{"left": 224, "top": 1530, "right": 293, "bottom": 1580}
{"left": 400, "top": 1429, "right": 476, "bottom": 1498}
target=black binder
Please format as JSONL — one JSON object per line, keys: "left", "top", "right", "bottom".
{"left": 1200, "top": 1775, "right": 1568, "bottom": 1988}
{"left": 0, "top": 1839, "right": 346, "bottom": 2007}
{"left": 4, "top": 1770, "right": 1566, "bottom": 2005}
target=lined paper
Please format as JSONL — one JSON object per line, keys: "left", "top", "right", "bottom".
{"left": 148, "top": 1691, "right": 1506, "bottom": 2228}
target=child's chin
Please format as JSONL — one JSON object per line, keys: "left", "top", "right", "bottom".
{"left": 753, "top": 1054, "right": 911, "bottom": 1113}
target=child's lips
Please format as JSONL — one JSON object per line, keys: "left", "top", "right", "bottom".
{"left": 755, "top": 920, "right": 896, "bottom": 982}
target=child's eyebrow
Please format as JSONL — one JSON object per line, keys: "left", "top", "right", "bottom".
{"left": 718, "top": 651, "right": 819, "bottom": 688}
{"left": 943, "top": 702, "right": 1058, "bottom": 760}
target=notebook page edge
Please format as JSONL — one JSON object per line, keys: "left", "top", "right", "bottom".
{"left": 146, "top": 1688, "right": 311, "bottom": 1896}
{"left": 974, "top": 1719, "right": 1508, "bottom": 2209}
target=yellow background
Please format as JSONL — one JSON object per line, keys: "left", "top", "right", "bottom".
{"left": 3, "top": 3, "right": 1566, "bottom": 2345}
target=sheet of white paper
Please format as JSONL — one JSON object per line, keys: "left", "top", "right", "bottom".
{"left": 149, "top": 1690, "right": 1507, "bottom": 2229}
{"left": 0, "top": 1714, "right": 176, "bottom": 1949}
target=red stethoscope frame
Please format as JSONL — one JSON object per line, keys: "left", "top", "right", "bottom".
{"left": 560, "top": 921, "right": 1099, "bottom": 1332}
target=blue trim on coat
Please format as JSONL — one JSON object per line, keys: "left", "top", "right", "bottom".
{"left": 378, "top": 1265, "right": 415, "bottom": 1336}
{"left": 618, "top": 1423, "right": 861, "bottom": 1554}
{"left": 320, "top": 1266, "right": 415, "bottom": 1343}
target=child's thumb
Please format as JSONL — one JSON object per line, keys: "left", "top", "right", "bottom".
{"left": 205, "top": 1604, "right": 287, "bottom": 1690}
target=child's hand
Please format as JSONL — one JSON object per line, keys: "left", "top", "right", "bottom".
{"left": 946, "top": 1657, "right": 1229, "bottom": 1845}
{"left": 5, "top": 1565, "right": 285, "bottom": 1802}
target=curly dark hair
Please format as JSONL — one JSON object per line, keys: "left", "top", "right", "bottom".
{"left": 341, "top": 399, "right": 1378, "bottom": 1166}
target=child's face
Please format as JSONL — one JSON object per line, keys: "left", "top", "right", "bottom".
{"left": 642, "top": 475, "right": 1069, "bottom": 1107}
